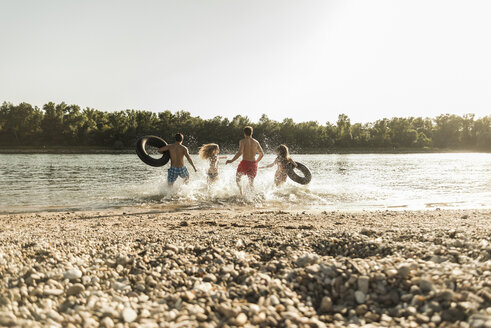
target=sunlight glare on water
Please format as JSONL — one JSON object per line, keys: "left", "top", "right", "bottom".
{"left": 0, "top": 153, "right": 490, "bottom": 213}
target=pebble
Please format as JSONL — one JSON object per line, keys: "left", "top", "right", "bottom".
{"left": 419, "top": 278, "right": 434, "bottom": 293}
{"left": 398, "top": 265, "right": 411, "bottom": 278}
{"left": 269, "top": 295, "right": 280, "bottom": 306}
{"left": 0, "top": 210, "right": 488, "bottom": 328}
{"left": 203, "top": 273, "right": 217, "bottom": 283}
{"left": 357, "top": 276, "right": 369, "bottom": 293}
{"left": 66, "top": 283, "right": 85, "bottom": 296}
{"left": 121, "top": 308, "right": 137, "bottom": 323}
{"left": 319, "top": 296, "right": 332, "bottom": 313}
{"left": 100, "top": 316, "right": 115, "bottom": 328}
{"left": 354, "top": 290, "right": 366, "bottom": 304}
{"left": 235, "top": 313, "right": 248, "bottom": 325}
{"left": 63, "top": 269, "right": 82, "bottom": 280}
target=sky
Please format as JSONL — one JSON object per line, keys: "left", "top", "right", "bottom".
{"left": 0, "top": 0, "right": 490, "bottom": 124}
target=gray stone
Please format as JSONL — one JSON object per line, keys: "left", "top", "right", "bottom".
{"left": 419, "top": 278, "right": 434, "bottom": 293}
{"left": 357, "top": 276, "right": 370, "bottom": 293}
{"left": 319, "top": 296, "right": 332, "bottom": 313}
{"left": 355, "top": 290, "right": 366, "bottom": 304}
{"left": 398, "top": 265, "right": 410, "bottom": 278}
{"left": 66, "top": 283, "right": 85, "bottom": 296}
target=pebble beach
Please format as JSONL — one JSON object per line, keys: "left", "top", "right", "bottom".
{"left": 0, "top": 209, "right": 490, "bottom": 328}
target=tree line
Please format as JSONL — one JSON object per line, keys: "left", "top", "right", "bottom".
{"left": 1, "top": 101, "right": 490, "bottom": 152}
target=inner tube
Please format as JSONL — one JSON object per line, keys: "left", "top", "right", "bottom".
{"left": 287, "top": 162, "right": 312, "bottom": 185}
{"left": 136, "top": 135, "right": 170, "bottom": 167}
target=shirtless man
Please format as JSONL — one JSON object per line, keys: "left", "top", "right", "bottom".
{"left": 226, "top": 126, "right": 264, "bottom": 195}
{"left": 158, "top": 133, "right": 197, "bottom": 186}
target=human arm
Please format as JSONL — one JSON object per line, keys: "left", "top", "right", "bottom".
{"left": 259, "top": 159, "right": 276, "bottom": 169}
{"left": 288, "top": 158, "right": 298, "bottom": 168}
{"left": 255, "top": 142, "right": 264, "bottom": 163}
{"left": 226, "top": 140, "right": 244, "bottom": 164}
{"left": 184, "top": 148, "right": 197, "bottom": 172}
{"left": 158, "top": 145, "right": 170, "bottom": 153}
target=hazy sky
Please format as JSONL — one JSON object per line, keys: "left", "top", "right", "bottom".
{"left": 1, "top": 0, "right": 490, "bottom": 124}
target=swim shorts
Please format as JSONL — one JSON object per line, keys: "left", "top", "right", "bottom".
{"left": 237, "top": 160, "right": 258, "bottom": 178}
{"left": 168, "top": 166, "right": 189, "bottom": 183}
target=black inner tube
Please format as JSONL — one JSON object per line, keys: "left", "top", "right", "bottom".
{"left": 287, "top": 162, "right": 312, "bottom": 185}
{"left": 136, "top": 135, "right": 170, "bottom": 167}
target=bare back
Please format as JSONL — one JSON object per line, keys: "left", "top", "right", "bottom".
{"left": 167, "top": 143, "right": 188, "bottom": 167}
{"left": 240, "top": 137, "right": 261, "bottom": 161}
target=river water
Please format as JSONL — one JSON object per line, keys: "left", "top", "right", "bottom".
{"left": 0, "top": 153, "right": 490, "bottom": 213}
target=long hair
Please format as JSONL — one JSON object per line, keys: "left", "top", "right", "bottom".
{"left": 199, "top": 143, "right": 219, "bottom": 159}
{"left": 275, "top": 144, "right": 290, "bottom": 159}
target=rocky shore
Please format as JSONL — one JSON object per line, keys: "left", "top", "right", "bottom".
{"left": 0, "top": 209, "right": 490, "bottom": 327}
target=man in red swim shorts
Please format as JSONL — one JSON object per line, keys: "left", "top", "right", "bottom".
{"left": 226, "top": 126, "right": 264, "bottom": 195}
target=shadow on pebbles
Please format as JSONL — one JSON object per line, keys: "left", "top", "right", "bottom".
{"left": 0, "top": 209, "right": 490, "bottom": 327}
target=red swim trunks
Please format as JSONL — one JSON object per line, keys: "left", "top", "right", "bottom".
{"left": 237, "top": 160, "right": 258, "bottom": 178}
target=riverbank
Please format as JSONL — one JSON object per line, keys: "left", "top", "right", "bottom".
{"left": 0, "top": 146, "right": 488, "bottom": 154}
{"left": 0, "top": 208, "right": 489, "bottom": 327}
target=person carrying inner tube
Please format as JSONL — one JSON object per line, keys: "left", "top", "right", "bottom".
{"left": 226, "top": 126, "right": 264, "bottom": 195}
{"left": 260, "top": 144, "right": 297, "bottom": 186}
{"left": 158, "top": 133, "right": 197, "bottom": 186}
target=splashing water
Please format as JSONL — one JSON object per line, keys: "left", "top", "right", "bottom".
{"left": 0, "top": 153, "right": 490, "bottom": 213}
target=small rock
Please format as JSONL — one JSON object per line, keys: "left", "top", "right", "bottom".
{"left": 66, "top": 283, "right": 85, "bottom": 296}
{"left": 356, "top": 304, "right": 368, "bottom": 316}
{"left": 357, "top": 276, "right": 370, "bottom": 293}
{"left": 249, "top": 304, "right": 260, "bottom": 315}
{"left": 63, "top": 269, "right": 82, "bottom": 280}
{"left": 183, "top": 291, "right": 195, "bottom": 301}
{"left": 333, "top": 313, "right": 344, "bottom": 321}
{"left": 121, "top": 308, "right": 137, "bottom": 323}
{"left": 203, "top": 273, "right": 217, "bottom": 283}
{"left": 47, "top": 309, "right": 63, "bottom": 322}
{"left": 235, "top": 313, "right": 248, "bottom": 325}
{"left": 437, "top": 289, "right": 454, "bottom": 301}
{"left": 269, "top": 295, "right": 279, "bottom": 306}
{"left": 43, "top": 288, "right": 64, "bottom": 296}
{"left": 442, "top": 308, "right": 467, "bottom": 322}
{"left": 100, "top": 316, "right": 115, "bottom": 328}
{"left": 319, "top": 296, "right": 332, "bottom": 313}
{"left": 431, "top": 313, "right": 441, "bottom": 324}
{"left": 355, "top": 291, "right": 366, "bottom": 304}
{"left": 398, "top": 265, "right": 410, "bottom": 278}
{"left": 166, "top": 244, "right": 179, "bottom": 252}
{"left": 419, "top": 278, "right": 434, "bottom": 293}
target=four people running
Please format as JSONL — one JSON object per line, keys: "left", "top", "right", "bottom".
{"left": 160, "top": 126, "right": 297, "bottom": 192}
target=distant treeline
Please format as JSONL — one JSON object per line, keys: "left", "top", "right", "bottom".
{"left": 1, "top": 101, "right": 490, "bottom": 152}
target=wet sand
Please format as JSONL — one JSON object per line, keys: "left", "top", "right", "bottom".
{"left": 0, "top": 208, "right": 490, "bottom": 327}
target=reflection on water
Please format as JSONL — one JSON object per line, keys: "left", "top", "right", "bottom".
{"left": 0, "top": 153, "right": 490, "bottom": 213}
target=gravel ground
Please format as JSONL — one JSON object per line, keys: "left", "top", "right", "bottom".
{"left": 0, "top": 208, "right": 490, "bottom": 327}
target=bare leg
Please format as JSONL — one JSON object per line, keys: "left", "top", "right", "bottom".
{"left": 236, "top": 173, "right": 243, "bottom": 196}
{"left": 248, "top": 176, "right": 254, "bottom": 191}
